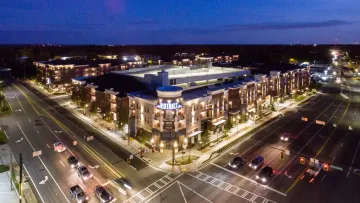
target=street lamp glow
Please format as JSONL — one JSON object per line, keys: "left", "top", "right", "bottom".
{"left": 184, "top": 138, "right": 188, "bottom": 144}
{"left": 173, "top": 142, "right": 178, "bottom": 148}
{"left": 160, "top": 142, "right": 164, "bottom": 148}
{"left": 150, "top": 138, "right": 154, "bottom": 144}
{"left": 333, "top": 72, "right": 336, "bottom": 76}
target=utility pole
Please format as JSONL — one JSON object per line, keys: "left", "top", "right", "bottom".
{"left": 19, "top": 153, "right": 23, "bottom": 203}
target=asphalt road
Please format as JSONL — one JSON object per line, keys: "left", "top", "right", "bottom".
{"left": 187, "top": 79, "right": 360, "bottom": 203}
{"left": 3, "top": 77, "right": 360, "bottom": 203}
{"left": 1, "top": 82, "right": 167, "bottom": 203}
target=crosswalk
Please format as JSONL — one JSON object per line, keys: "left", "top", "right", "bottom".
{"left": 188, "top": 171, "right": 276, "bottom": 203}
{"left": 124, "top": 174, "right": 181, "bottom": 203}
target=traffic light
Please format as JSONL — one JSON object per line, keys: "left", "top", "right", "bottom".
{"left": 280, "top": 151, "right": 284, "bottom": 160}
{"left": 323, "top": 163, "right": 329, "bottom": 171}
{"left": 300, "top": 157, "right": 305, "bottom": 164}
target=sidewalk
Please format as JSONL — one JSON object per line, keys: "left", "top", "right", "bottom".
{"left": 28, "top": 81, "right": 312, "bottom": 174}
{"left": 0, "top": 144, "right": 38, "bottom": 203}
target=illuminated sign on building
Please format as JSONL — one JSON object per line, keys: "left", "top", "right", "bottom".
{"left": 156, "top": 102, "right": 183, "bottom": 110}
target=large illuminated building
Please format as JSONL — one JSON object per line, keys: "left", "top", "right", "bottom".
{"left": 72, "top": 63, "right": 310, "bottom": 149}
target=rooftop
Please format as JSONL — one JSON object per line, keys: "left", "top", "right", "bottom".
{"left": 79, "top": 73, "right": 147, "bottom": 97}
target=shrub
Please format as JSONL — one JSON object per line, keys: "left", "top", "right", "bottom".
{"left": 0, "top": 165, "right": 9, "bottom": 173}
{"left": 0, "top": 131, "right": 8, "bottom": 143}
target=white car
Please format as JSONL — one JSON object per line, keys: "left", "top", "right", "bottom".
{"left": 53, "top": 142, "right": 66, "bottom": 152}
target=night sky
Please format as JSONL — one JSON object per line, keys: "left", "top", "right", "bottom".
{"left": 1, "top": 0, "right": 358, "bottom": 44}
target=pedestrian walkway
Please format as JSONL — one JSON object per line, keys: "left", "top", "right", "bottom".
{"left": 0, "top": 172, "right": 18, "bottom": 203}
{"left": 0, "top": 144, "right": 38, "bottom": 203}
{"left": 28, "top": 81, "right": 312, "bottom": 174}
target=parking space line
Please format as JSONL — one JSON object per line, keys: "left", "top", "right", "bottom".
{"left": 233, "top": 188, "right": 240, "bottom": 194}
{"left": 241, "top": 191, "right": 249, "bottom": 198}
{"left": 225, "top": 185, "right": 231, "bottom": 191}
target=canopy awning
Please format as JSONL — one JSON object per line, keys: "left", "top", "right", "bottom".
{"left": 213, "top": 119, "right": 226, "bottom": 126}
{"left": 187, "top": 131, "right": 202, "bottom": 138}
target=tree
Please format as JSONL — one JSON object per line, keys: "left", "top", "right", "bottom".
{"left": 89, "top": 102, "right": 97, "bottom": 115}
{"left": 223, "top": 120, "right": 233, "bottom": 136}
{"left": 201, "top": 129, "right": 210, "bottom": 142}
{"left": 136, "top": 128, "right": 149, "bottom": 148}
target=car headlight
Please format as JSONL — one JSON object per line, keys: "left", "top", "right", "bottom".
{"left": 124, "top": 184, "right": 132, "bottom": 190}
{"left": 255, "top": 175, "right": 259, "bottom": 179}
{"left": 254, "top": 166, "right": 257, "bottom": 169}
{"left": 262, "top": 178, "right": 266, "bottom": 182}
{"left": 71, "top": 164, "right": 74, "bottom": 168}
{"left": 86, "top": 196, "right": 89, "bottom": 200}
{"left": 280, "top": 136, "right": 284, "bottom": 140}
{"left": 249, "top": 164, "right": 252, "bottom": 167}
{"left": 285, "top": 137, "right": 289, "bottom": 141}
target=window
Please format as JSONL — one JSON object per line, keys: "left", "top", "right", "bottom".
{"left": 164, "top": 122, "right": 173, "bottom": 130}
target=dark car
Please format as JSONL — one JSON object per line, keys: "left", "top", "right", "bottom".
{"left": 228, "top": 156, "right": 245, "bottom": 169}
{"left": 94, "top": 185, "right": 113, "bottom": 203}
{"left": 255, "top": 166, "right": 273, "bottom": 183}
{"left": 77, "top": 166, "right": 93, "bottom": 180}
{"left": 248, "top": 156, "right": 264, "bottom": 170}
{"left": 280, "top": 133, "right": 290, "bottom": 141}
{"left": 67, "top": 156, "right": 80, "bottom": 168}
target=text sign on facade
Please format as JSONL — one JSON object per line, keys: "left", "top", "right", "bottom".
{"left": 156, "top": 102, "right": 183, "bottom": 110}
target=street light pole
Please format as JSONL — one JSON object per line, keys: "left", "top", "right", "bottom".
{"left": 172, "top": 141, "right": 177, "bottom": 165}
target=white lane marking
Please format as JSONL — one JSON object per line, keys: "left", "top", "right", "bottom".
{"left": 264, "top": 146, "right": 269, "bottom": 151}
{"left": 59, "top": 161, "right": 65, "bottom": 167}
{"left": 45, "top": 126, "right": 104, "bottom": 185}
{"left": 268, "top": 102, "right": 341, "bottom": 184}
{"left": 124, "top": 173, "right": 182, "bottom": 203}
{"left": 12, "top": 89, "right": 25, "bottom": 113}
{"left": 46, "top": 144, "right": 50, "bottom": 148}
{"left": 36, "top": 130, "right": 39, "bottom": 134}
{"left": 350, "top": 140, "right": 360, "bottom": 166}
{"left": 3, "top": 131, "right": 9, "bottom": 139}
{"left": 23, "top": 165, "right": 45, "bottom": 203}
{"left": 332, "top": 156, "right": 336, "bottom": 163}
{"left": 209, "top": 163, "right": 286, "bottom": 197}
{"left": 3, "top": 94, "right": 13, "bottom": 112}
{"left": 347, "top": 167, "right": 351, "bottom": 177}
{"left": 29, "top": 119, "right": 32, "bottom": 123}
{"left": 17, "top": 123, "right": 71, "bottom": 203}
{"left": 178, "top": 182, "right": 213, "bottom": 203}
{"left": 178, "top": 182, "right": 188, "bottom": 203}
{"left": 341, "top": 142, "right": 343, "bottom": 147}
{"left": 321, "top": 175, "right": 326, "bottom": 182}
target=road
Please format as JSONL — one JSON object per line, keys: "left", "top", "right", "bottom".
{"left": 3, "top": 77, "right": 360, "bottom": 203}
{"left": 1, "top": 82, "right": 168, "bottom": 203}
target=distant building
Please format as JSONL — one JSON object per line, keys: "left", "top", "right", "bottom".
{"left": 34, "top": 59, "right": 128, "bottom": 92}
{"left": 97, "top": 54, "right": 118, "bottom": 60}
